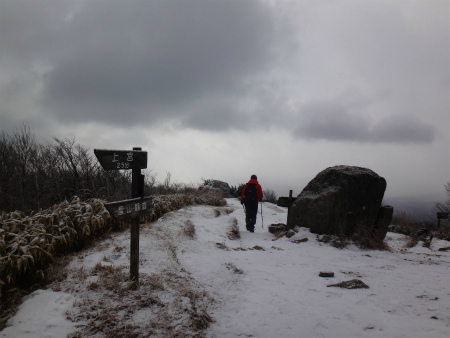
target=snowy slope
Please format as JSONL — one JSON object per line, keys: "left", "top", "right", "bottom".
{"left": 2, "top": 198, "right": 450, "bottom": 338}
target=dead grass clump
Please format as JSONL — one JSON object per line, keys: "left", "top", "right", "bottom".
{"left": 214, "top": 209, "right": 221, "bottom": 217}
{"left": 317, "top": 225, "right": 389, "bottom": 251}
{"left": 183, "top": 220, "right": 196, "bottom": 239}
{"left": 390, "top": 211, "right": 450, "bottom": 246}
{"left": 317, "top": 234, "right": 349, "bottom": 249}
{"left": 227, "top": 218, "right": 240, "bottom": 240}
{"left": 225, "top": 262, "right": 244, "bottom": 274}
{"left": 69, "top": 269, "right": 214, "bottom": 338}
{"left": 90, "top": 263, "right": 125, "bottom": 293}
{"left": 113, "top": 245, "right": 124, "bottom": 253}
{"left": 434, "top": 227, "right": 450, "bottom": 241}
{"left": 213, "top": 208, "right": 234, "bottom": 217}
{"left": 352, "top": 225, "right": 390, "bottom": 251}
{"left": 406, "top": 237, "right": 419, "bottom": 248}
{"left": 216, "top": 242, "right": 229, "bottom": 250}
{"left": 144, "top": 273, "right": 165, "bottom": 291}
{"left": 69, "top": 296, "right": 144, "bottom": 338}
{"left": 191, "top": 308, "right": 214, "bottom": 331}
{"left": 389, "top": 211, "right": 425, "bottom": 236}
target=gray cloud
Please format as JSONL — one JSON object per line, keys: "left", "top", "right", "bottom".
{"left": 292, "top": 99, "right": 436, "bottom": 144}
{"left": 0, "top": 0, "right": 447, "bottom": 148}
{"left": 0, "top": 0, "right": 279, "bottom": 127}
{"left": 370, "top": 116, "right": 436, "bottom": 144}
{"left": 292, "top": 101, "right": 369, "bottom": 142}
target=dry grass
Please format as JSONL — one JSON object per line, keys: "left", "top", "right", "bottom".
{"left": 216, "top": 242, "right": 229, "bottom": 250}
{"left": 389, "top": 211, "right": 425, "bottom": 236}
{"left": 225, "top": 262, "right": 244, "bottom": 274}
{"left": 213, "top": 207, "right": 233, "bottom": 218}
{"left": 317, "top": 224, "right": 389, "bottom": 251}
{"left": 65, "top": 243, "right": 214, "bottom": 337}
{"left": 183, "top": 220, "right": 196, "bottom": 239}
{"left": 352, "top": 225, "right": 390, "bottom": 251}
{"left": 0, "top": 189, "right": 225, "bottom": 331}
{"left": 317, "top": 234, "right": 349, "bottom": 249}
{"left": 227, "top": 218, "right": 240, "bottom": 240}
{"left": 389, "top": 211, "right": 450, "bottom": 246}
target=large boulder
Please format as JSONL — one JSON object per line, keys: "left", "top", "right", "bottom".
{"left": 287, "top": 166, "right": 388, "bottom": 237}
{"left": 373, "top": 205, "right": 394, "bottom": 239}
{"left": 199, "top": 180, "right": 233, "bottom": 198}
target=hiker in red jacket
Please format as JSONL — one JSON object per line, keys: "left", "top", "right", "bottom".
{"left": 240, "top": 175, "right": 263, "bottom": 232}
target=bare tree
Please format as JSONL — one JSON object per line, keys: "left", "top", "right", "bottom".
{"left": 434, "top": 182, "right": 450, "bottom": 226}
{"left": 435, "top": 182, "right": 450, "bottom": 213}
{"left": 263, "top": 189, "right": 277, "bottom": 203}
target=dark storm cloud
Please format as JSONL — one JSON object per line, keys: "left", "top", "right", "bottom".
{"left": 1, "top": 0, "right": 278, "bottom": 127}
{"left": 181, "top": 98, "right": 251, "bottom": 132}
{"left": 292, "top": 100, "right": 436, "bottom": 144}
{"left": 369, "top": 116, "right": 436, "bottom": 144}
{"left": 292, "top": 101, "right": 369, "bottom": 142}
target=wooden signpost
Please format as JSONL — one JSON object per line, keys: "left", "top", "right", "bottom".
{"left": 94, "top": 149, "right": 147, "bottom": 170}
{"left": 94, "top": 147, "right": 150, "bottom": 285}
{"left": 104, "top": 196, "right": 152, "bottom": 221}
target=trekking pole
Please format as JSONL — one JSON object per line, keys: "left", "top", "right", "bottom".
{"left": 260, "top": 201, "right": 264, "bottom": 229}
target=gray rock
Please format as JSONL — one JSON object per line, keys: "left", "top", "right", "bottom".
{"left": 287, "top": 165, "right": 387, "bottom": 236}
{"left": 327, "top": 279, "right": 369, "bottom": 289}
{"left": 319, "top": 272, "right": 335, "bottom": 277}
{"left": 268, "top": 223, "right": 287, "bottom": 234}
{"left": 291, "top": 237, "right": 308, "bottom": 244}
{"left": 373, "top": 205, "right": 394, "bottom": 239}
{"left": 286, "top": 229, "right": 296, "bottom": 238}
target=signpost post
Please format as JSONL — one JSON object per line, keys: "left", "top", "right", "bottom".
{"left": 94, "top": 147, "right": 149, "bottom": 285}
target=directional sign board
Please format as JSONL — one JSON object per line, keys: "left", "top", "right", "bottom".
{"left": 94, "top": 149, "right": 147, "bottom": 170}
{"left": 105, "top": 196, "right": 152, "bottom": 221}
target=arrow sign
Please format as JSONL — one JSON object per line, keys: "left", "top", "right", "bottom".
{"left": 94, "top": 149, "right": 147, "bottom": 170}
{"left": 105, "top": 196, "right": 152, "bottom": 221}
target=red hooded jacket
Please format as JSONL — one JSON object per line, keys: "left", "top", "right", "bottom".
{"left": 240, "top": 179, "right": 263, "bottom": 203}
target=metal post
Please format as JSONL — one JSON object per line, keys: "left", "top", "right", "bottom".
{"left": 130, "top": 147, "right": 142, "bottom": 284}
{"left": 287, "top": 190, "right": 293, "bottom": 222}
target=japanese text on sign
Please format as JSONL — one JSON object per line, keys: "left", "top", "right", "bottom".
{"left": 112, "top": 152, "right": 133, "bottom": 169}
{"left": 117, "top": 201, "right": 149, "bottom": 216}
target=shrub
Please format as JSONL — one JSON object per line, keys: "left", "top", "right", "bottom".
{"left": 389, "top": 211, "right": 424, "bottom": 236}
{"left": 230, "top": 184, "right": 245, "bottom": 198}
{"left": 389, "top": 210, "right": 450, "bottom": 242}
{"left": 263, "top": 189, "right": 277, "bottom": 203}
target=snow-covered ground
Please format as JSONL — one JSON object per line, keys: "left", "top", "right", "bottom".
{"left": 2, "top": 198, "right": 450, "bottom": 338}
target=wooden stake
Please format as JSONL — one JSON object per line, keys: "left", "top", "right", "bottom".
{"left": 130, "top": 147, "right": 142, "bottom": 284}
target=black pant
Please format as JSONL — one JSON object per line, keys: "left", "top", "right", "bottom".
{"left": 245, "top": 204, "right": 258, "bottom": 231}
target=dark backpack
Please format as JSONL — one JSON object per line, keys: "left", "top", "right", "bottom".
{"left": 243, "top": 183, "right": 257, "bottom": 207}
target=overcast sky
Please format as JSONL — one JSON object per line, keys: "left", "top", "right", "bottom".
{"left": 1, "top": 0, "right": 449, "bottom": 205}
